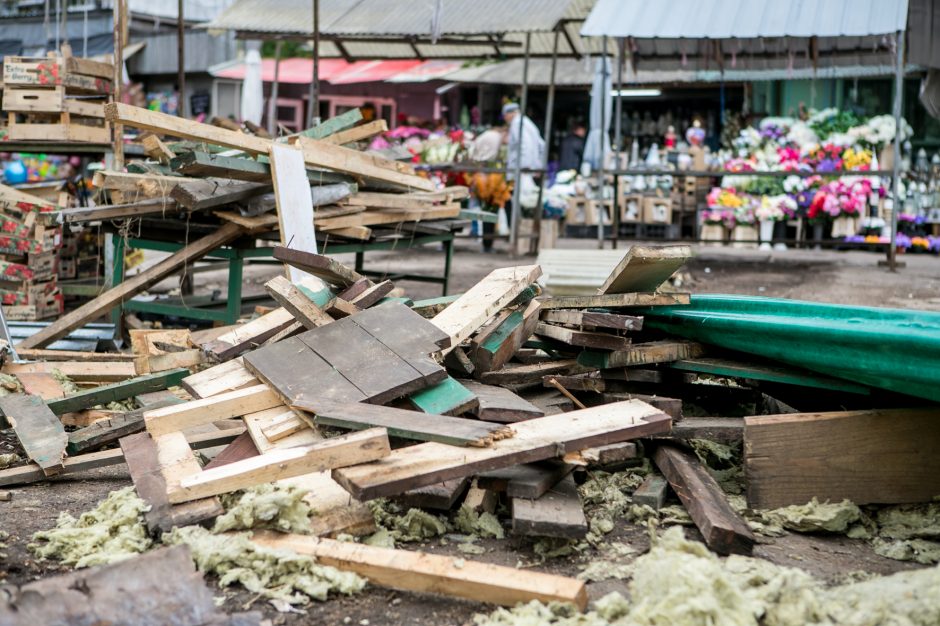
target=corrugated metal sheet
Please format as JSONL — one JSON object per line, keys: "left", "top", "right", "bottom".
{"left": 208, "top": 0, "right": 574, "bottom": 37}
{"left": 581, "top": 0, "right": 909, "bottom": 38}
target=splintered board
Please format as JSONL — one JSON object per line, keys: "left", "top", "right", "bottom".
{"left": 431, "top": 265, "right": 541, "bottom": 353}
{"left": 461, "top": 380, "right": 545, "bottom": 423}
{"left": 538, "top": 292, "right": 690, "bottom": 309}
{"left": 540, "top": 309, "right": 644, "bottom": 331}
{"left": 578, "top": 341, "right": 705, "bottom": 369}
{"left": 273, "top": 246, "right": 363, "bottom": 287}
{"left": 744, "top": 408, "right": 940, "bottom": 509}
{"left": 598, "top": 245, "right": 692, "bottom": 294}
{"left": 251, "top": 531, "right": 587, "bottom": 609}
{"left": 332, "top": 399, "right": 671, "bottom": 500}
{"left": 245, "top": 304, "right": 448, "bottom": 406}
{"left": 294, "top": 398, "right": 510, "bottom": 447}
{"left": 535, "top": 322, "right": 632, "bottom": 350}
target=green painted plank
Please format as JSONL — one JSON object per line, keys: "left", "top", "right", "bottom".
{"left": 408, "top": 377, "right": 478, "bottom": 416}
{"left": 300, "top": 108, "right": 364, "bottom": 139}
{"left": 459, "top": 209, "right": 498, "bottom": 223}
{"left": 46, "top": 368, "right": 190, "bottom": 416}
{"left": 126, "top": 162, "right": 175, "bottom": 175}
{"left": 376, "top": 296, "right": 414, "bottom": 307}
{"left": 296, "top": 284, "right": 335, "bottom": 308}
{"left": 411, "top": 294, "right": 462, "bottom": 317}
{"left": 667, "top": 358, "right": 871, "bottom": 395}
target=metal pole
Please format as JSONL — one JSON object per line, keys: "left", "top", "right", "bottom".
{"left": 614, "top": 38, "right": 623, "bottom": 156}
{"left": 888, "top": 29, "right": 905, "bottom": 271}
{"left": 509, "top": 32, "right": 531, "bottom": 254}
{"left": 308, "top": 0, "right": 320, "bottom": 127}
{"left": 596, "top": 37, "right": 608, "bottom": 249}
{"left": 177, "top": 0, "right": 186, "bottom": 117}
{"left": 268, "top": 40, "right": 283, "bottom": 135}
{"left": 112, "top": 0, "right": 124, "bottom": 169}
{"left": 531, "top": 27, "right": 560, "bottom": 255}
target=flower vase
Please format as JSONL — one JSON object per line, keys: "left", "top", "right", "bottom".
{"left": 758, "top": 220, "right": 774, "bottom": 251}
{"left": 773, "top": 220, "right": 788, "bottom": 251}
{"left": 812, "top": 223, "right": 825, "bottom": 250}
{"left": 700, "top": 223, "right": 725, "bottom": 246}
{"left": 831, "top": 216, "right": 859, "bottom": 239}
{"left": 732, "top": 224, "right": 759, "bottom": 249}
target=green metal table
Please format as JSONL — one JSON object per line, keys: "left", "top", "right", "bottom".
{"left": 110, "top": 232, "right": 454, "bottom": 325}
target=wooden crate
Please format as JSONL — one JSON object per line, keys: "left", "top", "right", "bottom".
{"left": 3, "top": 55, "right": 112, "bottom": 94}
{"left": 5, "top": 289, "right": 64, "bottom": 320}
{"left": 619, "top": 193, "right": 644, "bottom": 223}
{"left": 0, "top": 252, "right": 56, "bottom": 282}
{"left": 566, "top": 197, "right": 612, "bottom": 226}
{"left": 642, "top": 197, "right": 673, "bottom": 224}
{"left": 0, "top": 277, "right": 59, "bottom": 305}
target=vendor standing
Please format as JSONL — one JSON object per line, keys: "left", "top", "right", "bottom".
{"left": 502, "top": 102, "right": 545, "bottom": 246}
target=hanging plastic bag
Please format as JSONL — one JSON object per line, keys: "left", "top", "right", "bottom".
{"left": 496, "top": 206, "right": 510, "bottom": 236}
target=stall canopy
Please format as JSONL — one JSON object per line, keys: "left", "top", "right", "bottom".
{"left": 205, "top": 0, "right": 609, "bottom": 59}
{"left": 580, "top": 0, "right": 909, "bottom": 70}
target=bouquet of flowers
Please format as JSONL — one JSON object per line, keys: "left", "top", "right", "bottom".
{"left": 702, "top": 208, "right": 737, "bottom": 228}
{"left": 471, "top": 173, "right": 512, "bottom": 211}
{"left": 755, "top": 194, "right": 797, "bottom": 222}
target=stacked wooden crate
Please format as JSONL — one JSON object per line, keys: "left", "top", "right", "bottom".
{"left": 2, "top": 49, "right": 112, "bottom": 144}
{"left": 0, "top": 185, "right": 63, "bottom": 320}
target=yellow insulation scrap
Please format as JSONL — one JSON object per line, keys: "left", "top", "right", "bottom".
{"left": 214, "top": 484, "right": 314, "bottom": 534}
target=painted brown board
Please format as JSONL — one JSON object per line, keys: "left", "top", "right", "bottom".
{"left": 535, "top": 322, "right": 632, "bottom": 351}
{"left": 653, "top": 444, "right": 755, "bottom": 556}
{"left": 168, "top": 428, "right": 391, "bottom": 503}
{"left": 578, "top": 341, "right": 706, "bottom": 369}
{"left": 395, "top": 477, "right": 470, "bottom": 511}
{"left": 431, "top": 265, "right": 541, "bottom": 354}
{"left": 511, "top": 475, "right": 587, "bottom": 539}
{"left": 120, "top": 432, "right": 223, "bottom": 534}
{"left": 0, "top": 394, "right": 66, "bottom": 475}
{"left": 295, "top": 398, "right": 511, "bottom": 447}
{"left": 332, "top": 399, "right": 671, "bottom": 500}
{"left": 269, "top": 143, "right": 319, "bottom": 283}
{"left": 17, "top": 221, "right": 246, "bottom": 349}
{"left": 273, "top": 246, "right": 363, "bottom": 287}
{"left": 477, "top": 460, "right": 574, "bottom": 499}
{"left": 251, "top": 531, "right": 588, "bottom": 609}
{"left": 539, "top": 309, "right": 644, "bottom": 331}
{"left": 598, "top": 245, "right": 692, "bottom": 294}
{"left": 744, "top": 408, "right": 940, "bottom": 509}
{"left": 461, "top": 380, "right": 545, "bottom": 423}
{"left": 538, "top": 292, "right": 690, "bottom": 310}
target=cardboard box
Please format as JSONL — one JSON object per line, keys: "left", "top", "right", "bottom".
{"left": 620, "top": 194, "right": 644, "bottom": 223}
{"left": 643, "top": 197, "right": 673, "bottom": 224}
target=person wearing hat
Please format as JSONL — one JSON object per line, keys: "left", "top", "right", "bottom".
{"left": 502, "top": 102, "right": 545, "bottom": 179}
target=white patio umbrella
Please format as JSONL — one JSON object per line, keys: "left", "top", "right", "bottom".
{"left": 581, "top": 56, "right": 612, "bottom": 171}
{"left": 240, "top": 40, "right": 264, "bottom": 124}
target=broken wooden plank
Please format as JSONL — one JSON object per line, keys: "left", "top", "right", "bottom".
{"left": 270, "top": 142, "right": 318, "bottom": 282}
{"left": 653, "top": 444, "right": 755, "bottom": 556}
{"left": 3, "top": 361, "right": 138, "bottom": 382}
{"left": 470, "top": 299, "right": 540, "bottom": 374}
{"left": 296, "top": 398, "right": 509, "bottom": 447}
{"left": 396, "top": 477, "right": 470, "bottom": 511}
{"left": 633, "top": 473, "right": 669, "bottom": 510}
{"left": 202, "top": 431, "right": 260, "bottom": 469}
{"left": 538, "top": 292, "right": 690, "bottom": 310}
{"left": 145, "top": 385, "right": 281, "bottom": 437}
{"left": 462, "top": 380, "right": 545, "bottom": 422}
{"left": 290, "top": 135, "right": 435, "bottom": 191}
{"left": 67, "top": 394, "right": 185, "bottom": 454}
{"left": 566, "top": 441, "right": 639, "bottom": 467}
{"left": 598, "top": 245, "right": 691, "bottom": 294}
{"left": 203, "top": 307, "right": 296, "bottom": 361}
{"left": 744, "top": 408, "right": 940, "bottom": 508}
{"left": 251, "top": 531, "right": 588, "bottom": 609}
{"left": 0, "top": 394, "right": 66, "bottom": 475}
{"left": 593, "top": 392, "right": 683, "bottom": 420}
{"left": 407, "top": 376, "right": 478, "bottom": 417}
{"left": 478, "top": 359, "right": 591, "bottom": 386}
{"left": 245, "top": 407, "right": 319, "bottom": 453}
{"left": 539, "top": 308, "right": 644, "bottom": 331}
{"left": 14, "top": 372, "right": 65, "bottom": 400}
{"left": 18, "top": 222, "right": 246, "bottom": 349}
{"left": 478, "top": 459, "right": 574, "bottom": 499}
{"left": 432, "top": 265, "right": 541, "bottom": 354}
{"left": 264, "top": 275, "right": 334, "bottom": 329}
{"left": 321, "top": 119, "right": 388, "bottom": 145}
{"left": 13, "top": 349, "right": 135, "bottom": 362}
{"left": 333, "top": 399, "right": 671, "bottom": 500}
{"left": 46, "top": 368, "right": 188, "bottom": 415}
{"left": 511, "top": 475, "right": 587, "bottom": 539}
{"left": 181, "top": 358, "right": 258, "bottom": 399}
{"left": 169, "top": 177, "right": 269, "bottom": 211}
{"left": 348, "top": 280, "right": 394, "bottom": 309}
{"left": 536, "top": 322, "right": 632, "bottom": 351}
{"left": 578, "top": 341, "right": 706, "bottom": 369}
{"left": 168, "top": 427, "right": 391, "bottom": 503}
{"left": 273, "top": 246, "right": 363, "bottom": 287}
{"left": 121, "top": 431, "right": 223, "bottom": 534}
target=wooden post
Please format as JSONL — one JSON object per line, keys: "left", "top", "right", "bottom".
{"left": 267, "top": 41, "right": 284, "bottom": 135}
{"left": 112, "top": 0, "right": 124, "bottom": 168}
{"left": 177, "top": 0, "right": 186, "bottom": 118}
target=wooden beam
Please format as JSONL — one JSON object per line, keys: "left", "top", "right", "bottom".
{"left": 332, "top": 399, "right": 671, "bottom": 500}
{"left": 273, "top": 246, "right": 363, "bottom": 287}
{"left": 169, "top": 177, "right": 269, "bottom": 211}
{"left": 407, "top": 376, "right": 479, "bottom": 417}
{"left": 538, "top": 292, "right": 690, "bottom": 309}
{"left": 477, "top": 359, "right": 590, "bottom": 386}
{"left": 57, "top": 197, "right": 178, "bottom": 223}
{"left": 168, "top": 428, "right": 391, "bottom": 503}
{"left": 67, "top": 394, "right": 185, "bottom": 454}
{"left": 478, "top": 460, "right": 573, "bottom": 499}
{"left": 653, "top": 444, "right": 755, "bottom": 556}
{"left": 744, "top": 408, "right": 940, "bottom": 508}
{"left": 264, "top": 275, "right": 333, "bottom": 329}
{"left": 3, "top": 361, "right": 137, "bottom": 382}
{"left": 270, "top": 142, "right": 318, "bottom": 283}
{"left": 432, "top": 265, "right": 541, "bottom": 354}
{"left": 13, "top": 349, "right": 135, "bottom": 362}
{"left": 578, "top": 341, "right": 706, "bottom": 369}
{"left": 18, "top": 222, "right": 246, "bottom": 349}
{"left": 0, "top": 394, "right": 66, "bottom": 475}
{"left": 297, "top": 398, "right": 507, "bottom": 447}
{"left": 395, "top": 477, "right": 470, "bottom": 511}
{"left": 633, "top": 473, "right": 669, "bottom": 510}
{"left": 145, "top": 385, "right": 281, "bottom": 437}
{"left": 598, "top": 245, "right": 692, "bottom": 294}
{"left": 251, "top": 531, "right": 588, "bottom": 609}
{"left": 320, "top": 119, "right": 388, "bottom": 145}
{"left": 539, "top": 309, "right": 644, "bottom": 331}
{"left": 536, "top": 322, "right": 632, "bottom": 351}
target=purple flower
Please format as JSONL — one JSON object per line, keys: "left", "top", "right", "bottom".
{"left": 895, "top": 233, "right": 912, "bottom": 249}
{"left": 929, "top": 236, "right": 940, "bottom": 252}
{"left": 817, "top": 158, "right": 839, "bottom": 173}
{"left": 844, "top": 235, "right": 866, "bottom": 243}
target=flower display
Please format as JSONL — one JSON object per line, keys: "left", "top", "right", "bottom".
{"left": 471, "top": 173, "right": 512, "bottom": 210}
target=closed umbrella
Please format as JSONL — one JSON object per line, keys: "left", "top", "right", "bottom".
{"left": 240, "top": 40, "right": 263, "bottom": 124}
{"left": 581, "top": 56, "right": 612, "bottom": 171}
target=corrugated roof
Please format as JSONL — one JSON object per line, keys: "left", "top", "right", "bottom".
{"left": 581, "top": 0, "right": 909, "bottom": 38}
{"left": 208, "top": 0, "right": 574, "bottom": 37}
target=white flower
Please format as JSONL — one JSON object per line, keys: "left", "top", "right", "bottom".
{"left": 787, "top": 122, "right": 819, "bottom": 151}
{"left": 783, "top": 175, "right": 804, "bottom": 193}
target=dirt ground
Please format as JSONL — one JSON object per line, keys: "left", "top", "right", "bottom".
{"left": 1, "top": 236, "right": 937, "bottom": 625}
